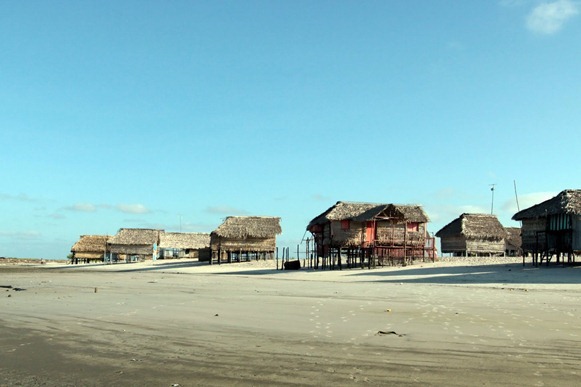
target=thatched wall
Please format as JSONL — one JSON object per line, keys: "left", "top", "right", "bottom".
{"left": 211, "top": 236, "right": 277, "bottom": 252}
{"left": 314, "top": 221, "right": 427, "bottom": 248}
{"left": 327, "top": 221, "right": 364, "bottom": 246}
{"left": 519, "top": 218, "right": 547, "bottom": 252}
{"left": 72, "top": 252, "right": 105, "bottom": 260}
{"left": 376, "top": 222, "right": 426, "bottom": 247}
{"left": 465, "top": 239, "right": 505, "bottom": 255}
{"left": 108, "top": 244, "right": 155, "bottom": 257}
{"left": 504, "top": 227, "right": 522, "bottom": 256}
{"left": 159, "top": 232, "right": 211, "bottom": 259}
{"left": 161, "top": 248, "right": 211, "bottom": 260}
{"left": 519, "top": 215, "right": 580, "bottom": 253}
{"left": 440, "top": 236, "right": 505, "bottom": 256}
{"left": 574, "top": 215, "right": 581, "bottom": 251}
{"left": 440, "top": 235, "right": 468, "bottom": 253}
{"left": 160, "top": 248, "right": 211, "bottom": 260}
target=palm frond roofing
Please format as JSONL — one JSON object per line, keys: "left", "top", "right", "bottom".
{"left": 159, "top": 232, "right": 210, "bottom": 249}
{"left": 504, "top": 227, "right": 522, "bottom": 248}
{"left": 435, "top": 213, "right": 506, "bottom": 239}
{"left": 71, "top": 235, "right": 108, "bottom": 252}
{"left": 212, "top": 216, "right": 282, "bottom": 239}
{"left": 307, "top": 201, "right": 429, "bottom": 229}
{"left": 512, "top": 189, "right": 581, "bottom": 220}
{"left": 108, "top": 228, "right": 161, "bottom": 245}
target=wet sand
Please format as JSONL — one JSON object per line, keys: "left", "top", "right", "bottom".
{"left": 1, "top": 259, "right": 581, "bottom": 386}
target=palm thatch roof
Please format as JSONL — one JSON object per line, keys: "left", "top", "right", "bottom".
{"left": 512, "top": 189, "right": 581, "bottom": 220}
{"left": 212, "top": 216, "right": 281, "bottom": 239}
{"left": 355, "top": 203, "right": 429, "bottom": 223}
{"left": 504, "top": 227, "right": 522, "bottom": 249}
{"left": 307, "top": 201, "right": 428, "bottom": 229}
{"left": 108, "top": 228, "right": 161, "bottom": 245}
{"left": 71, "top": 235, "right": 108, "bottom": 253}
{"left": 159, "top": 232, "right": 210, "bottom": 249}
{"left": 435, "top": 214, "right": 506, "bottom": 239}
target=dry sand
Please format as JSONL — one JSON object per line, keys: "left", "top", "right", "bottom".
{"left": 1, "top": 257, "right": 581, "bottom": 386}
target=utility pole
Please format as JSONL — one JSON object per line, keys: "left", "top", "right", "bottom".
{"left": 513, "top": 180, "right": 520, "bottom": 212}
{"left": 490, "top": 184, "right": 496, "bottom": 214}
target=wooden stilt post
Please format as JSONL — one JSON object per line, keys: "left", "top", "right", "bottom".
{"left": 297, "top": 244, "right": 300, "bottom": 266}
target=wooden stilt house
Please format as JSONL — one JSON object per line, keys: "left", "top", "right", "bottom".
{"left": 158, "top": 232, "right": 211, "bottom": 261}
{"left": 70, "top": 235, "right": 109, "bottom": 264}
{"left": 307, "top": 201, "right": 432, "bottom": 267}
{"left": 435, "top": 213, "right": 507, "bottom": 257}
{"left": 512, "top": 189, "right": 581, "bottom": 265}
{"left": 210, "top": 216, "right": 281, "bottom": 264}
{"left": 107, "top": 228, "right": 161, "bottom": 262}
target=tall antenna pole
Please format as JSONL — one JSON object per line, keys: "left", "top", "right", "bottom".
{"left": 513, "top": 180, "right": 520, "bottom": 212}
{"left": 490, "top": 184, "right": 496, "bottom": 214}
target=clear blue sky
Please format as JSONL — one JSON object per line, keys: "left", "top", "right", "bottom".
{"left": 1, "top": 1, "right": 579, "bottom": 259}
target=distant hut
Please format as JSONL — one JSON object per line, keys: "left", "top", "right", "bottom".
{"left": 512, "top": 189, "right": 581, "bottom": 265}
{"left": 210, "top": 216, "right": 281, "bottom": 264}
{"left": 108, "top": 228, "right": 161, "bottom": 262}
{"left": 436, "top": 213, "right": 507, "bottom": 257}
{"left": 307, "top": 201, "right": 432, "bottom": 268}
{"left": 158, "top": 232, "right": 211, "bottom": 261}
{"left": 70, "top": 235, "right": 109, "bottom": 264}
{"left": 504, "top": 227, "right": 522, "bottom": 257}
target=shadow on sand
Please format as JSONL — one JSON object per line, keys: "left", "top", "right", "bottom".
{"left": 348, "top": 261, "right": 581, "bottom": 285}
{"left": 46, "top": 260, "right": 287, "bottom": 276}
{"left": 46, "top": 260, "right": 208, "bottom": 273}
{"left": 44, "top": 259, "right": 581, "bottom": 285}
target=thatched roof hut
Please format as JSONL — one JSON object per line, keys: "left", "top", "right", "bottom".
{"left": 71, "top": 235, "right": 109, "bottom": 254}
{"left": 307, "top": 201, "right": 432, "bottom": 264}
{"left": 70, "top": 235, "right": 109, "bottom": 263}
{"left": 512, "top": 189, "right": 581, "bottom": 220}
{"left": 159, "top": 232, "right": 211, "bottom": 260}
{"left": 210, "top": 216, "right": 282, "bottom": 263}
{"left": 512, "top": 189, "right": 581, "bottom": 257}
{"left": 436, "top": 214, "right": 507, "bottom": 256}
{"left": 108, "top": 228, "right": 161, "bottom": 261}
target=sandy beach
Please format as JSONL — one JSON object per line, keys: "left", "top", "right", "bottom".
{"left": 1, "top": 258, "right": 581, "bottom": 386}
